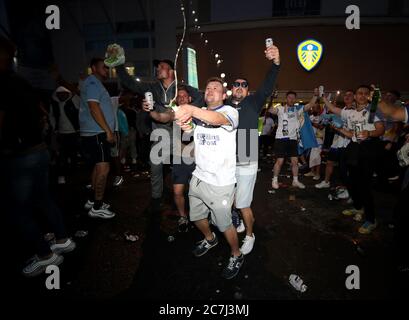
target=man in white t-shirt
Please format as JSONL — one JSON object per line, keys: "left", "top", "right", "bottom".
{"left": 269, "top": 90, "right": 319, "bottom": 190}
{"left": 325, "top": 85, "right": 385, "bottom": 235}
{"left": 315, "top": 90, "right": 355, "bottom": 193}
{"left": 174, "top": 77, "right": 243, "bottom": 280}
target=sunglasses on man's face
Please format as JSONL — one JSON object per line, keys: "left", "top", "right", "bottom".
{"left": 233, "top": 81, "right": 248, "bottom": 88}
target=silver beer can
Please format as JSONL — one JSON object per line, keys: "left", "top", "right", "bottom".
{"left": 319, "top": 85, "right": 324, "bottom": 97}
{"left": 144, "top": 91, "right": 154, "bottom": 110}
{"left": 354, "top": 123, "right": 364, "bottom": 140}
{"left": 265, "top": 38, "right": 273, "bottom": 48}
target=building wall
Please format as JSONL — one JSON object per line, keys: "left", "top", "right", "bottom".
{"left": 48, "top": 0, "right": 178, "bottom": 82}
{"left": 187, "top": 23, "right": 409, "bottom": 99}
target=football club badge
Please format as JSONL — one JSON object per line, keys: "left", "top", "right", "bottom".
{"left": 297, "top": 39, "right": 323, "bottom": 71}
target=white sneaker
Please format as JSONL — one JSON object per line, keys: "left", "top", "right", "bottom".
{"left": 315, "top": 181, "right": 330, "bottom": 189}
{"left": 292, "top": 180, "right": 306, "bottom": 189}
{"left": 236, "top": 220, "right": 246, "bottom": 233}
{"left": 84, "top": 200, "right": 110, "bottom": 210}
{"left": 50, "top": 238, "right": 76, "bottom": 255}
{"left": 58, "top": 176, "right": 66, "bottom": 184}
{"left": 313, "top": 175, "right": 321, "bottom": 181}
{"left": 113, "top": 176, "right": 124, "bottom": 187}
{"left": 272, "top": 179, "right": 279, "bottom": 190}
{"left": 240, "top": 234, "right": 255, "bottom": 255}
{"left": 22, "top": 253, "right": 64, "bottom": 277}
{"left": 88, "top": 207, "right": 116, "bottom": 219}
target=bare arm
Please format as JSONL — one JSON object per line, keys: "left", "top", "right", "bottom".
{"left": 323, "top": 96, "right": 343, "bottom": 116}
{"left": 191, "top": 107, "right": 230, "bottom": 126}
{"left": 142, "top": 100, "right": 174, "bottom": 123}
{"left": 370, "top": 121, "right": 385, "bottom": 138}
{"left": 174, "top": 104, "right": 231, "bottom": 126}
{"left": 88, "top": 101, "right": 114, "bottom": 138}
{"left": 378, "top": 101, "right": 406, "bottom": 122}
{"left": 150, "top": 110, "right": 174, "bottom": 123}
{"left": 333, "top": 126, "right": 354, "bottom": 139}
{"left": 304, "top": 96, "right": 318, "bottom": 112}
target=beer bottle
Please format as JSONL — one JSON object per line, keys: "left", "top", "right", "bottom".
{"left": 368, "top": 87, "right": 380, "bottom": 124}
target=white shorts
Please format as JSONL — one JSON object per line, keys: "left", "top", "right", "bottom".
{"left": 309, "top": 146, "right": 322, "bottom": 168}
{"left": 235, "top": 162, "right": 258, "bottom": 209}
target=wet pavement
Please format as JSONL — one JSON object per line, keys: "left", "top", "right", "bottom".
{"left": 6, "top": 158, "right": 406, "bottom": 300}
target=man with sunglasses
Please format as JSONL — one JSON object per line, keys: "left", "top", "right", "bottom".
{"left": 227, "top": 44, "right": 280, "bottom": 255}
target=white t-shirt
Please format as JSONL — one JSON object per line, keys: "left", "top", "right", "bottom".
{"left": 261, "top": 117, "right": 274, "bottom": 136}
{"left": 192, "top": 105, "right": 239, "bottom": 187}
{"left": 275, "top": 105, "right": 304, "bottom": 140}
{"left": 341, "top": 105, "right": 381, "bottom": 143}
{"left": 54, "top": 95, "right": 80, "bottom": 134}
{"left": 331, "top": 107, "right": 352, "bottom": 149}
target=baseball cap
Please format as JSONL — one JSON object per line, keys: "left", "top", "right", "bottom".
{"left": 153, "top": 59, "right": 175, "bottom": 70}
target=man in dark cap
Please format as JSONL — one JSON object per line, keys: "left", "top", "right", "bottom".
{"left": 105, "top": 45, "right": 203, "bottom": 209}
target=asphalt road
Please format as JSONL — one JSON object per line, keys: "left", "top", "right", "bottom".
{"left": 5, "top": 158, "right": 406, "bottom": 300}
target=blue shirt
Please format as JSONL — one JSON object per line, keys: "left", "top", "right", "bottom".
{"left": 79, "top": 75, "right": 115, "bottom": 135}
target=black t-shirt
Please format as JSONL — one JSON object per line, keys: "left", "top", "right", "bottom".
{"left": 0, "top": 71, "right": 44, "bottom": 155}
{"left": 226, "top": 64, "right": 280, "bottom": 162}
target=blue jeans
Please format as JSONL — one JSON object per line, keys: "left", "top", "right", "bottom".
{"left": 1, "top": 148, "right": 67, "bottom": 257}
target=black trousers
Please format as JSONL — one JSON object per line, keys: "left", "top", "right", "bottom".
{"left": 57, "top": 132, "right": 79, "bottom": 176}
{"left": 345, "top": 139, "right": 382, "bottom": 223}
{"left": 376, "top": 141, "right": 400, "bottom": 184}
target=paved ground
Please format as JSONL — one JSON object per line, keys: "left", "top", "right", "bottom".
{"left": 6, "top": 157, "right": 406, "bottom": 300}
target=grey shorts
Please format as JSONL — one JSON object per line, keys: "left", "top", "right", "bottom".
{"left": 189, "top": 175, "right": 235, "bottom": 232}
{"left": 235, "top": 162, "right": 258, "bottom": 209}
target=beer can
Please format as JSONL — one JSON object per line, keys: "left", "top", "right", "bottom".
{"left": 144, "top": 91, "right": 154, "bottom": 110}
{"left": 319, "top": 85, "right": 324, "bottom": 97}
{"left": 265, "top": 38, "right": 273, "bottom": 48}
{"left": 354, "top": 123, "right": 364, "bottom": 140}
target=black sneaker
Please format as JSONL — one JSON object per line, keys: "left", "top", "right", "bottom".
{"left": 231, "top": 208, "right": 242, "bottom": 229}
{"left": 178, "top": 216, "right": 189, "bottom": 233}
{"left": 192, "top": 233, "right": 218, "bottom": 257}
{"left": 221, "top": 254, "right": 244, "bottom": 279}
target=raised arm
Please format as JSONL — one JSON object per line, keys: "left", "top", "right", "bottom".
{"left": 304, "top": 88, "right": 319, "bottom": 112}
{"left": 253, "top": 45, "right": 281, "bottom": 111}
{"left": 115, "top": 65, "right": 152, "bottom": 95}
{"left": 322, "top": 95, "right": 342, "bottom": 116}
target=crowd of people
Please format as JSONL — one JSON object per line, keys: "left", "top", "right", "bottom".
{"left": 1, "top": 35, "right": 408, "bottom": 281}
